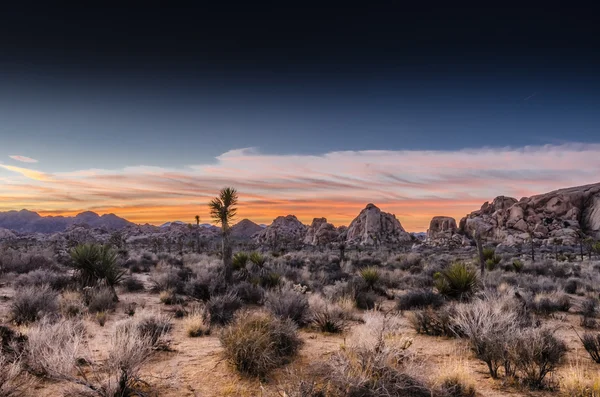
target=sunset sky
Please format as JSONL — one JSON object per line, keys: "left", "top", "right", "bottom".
{"left": 1, "top": 4, "right": 599, "bottom": 231}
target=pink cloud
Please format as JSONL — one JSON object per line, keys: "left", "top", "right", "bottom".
{"left": 9, "top": 155, "right": 38, "bottom": 163}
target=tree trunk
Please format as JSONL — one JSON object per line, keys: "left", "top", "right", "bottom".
{"left": 530, "top": 238, "right": 535, "bottom": 262}
{"left": 222, "top": 231, "right": 233, "bottom": 284}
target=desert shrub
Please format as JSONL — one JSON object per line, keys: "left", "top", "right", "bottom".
{"left": 84, "top": 286, "right": 116, "bottom": 313}
{"left": 581, "top": 297, "right": 598, "bottom": 317}
{"left": 359, "top": 267, "right": 380, "bottom": 289}
{"left": 259, "top": 272, "right": 281, "bottom": 289}
{"left": 130, "top": 311, "right": 172, "bottom": 349}
{"left": 564, "top": 278, "right": 579, "bottom": 294}
{"left": 204, "top": 292, "right": 242, "bottom": 326}
{"left": 580, "top": 333, "right": 600, "bottom": 363}
{"left": 354, "top": 290, "right": 378, "bottom": 310}
{"left": 265, "top": 289, "right": 309, "bottom": 326}
{"left": 121, "top": 276, "right": 144, "bottom": 292}
{"left": 410, "top": 307, "right": 456, "bottom": 337}
{"left": 159, "top": 289, "right": 181, "bottom": 305}
{"left": 530, "top": 293, "right": 571, "bottom": 315}
{"left": 434, "top": 262, "right": 478, "bottom": 300}
{"left": 395, "top": 253, "right": 423, "bottom": 271}
{"left": 69, "top": 243, "right": 126, "bottom": 288}
{"left": 231, "top": 281, "right": 265, "bottom": 304}
{"left": 96, "top": 311, "right": 107, "bottom": 326}
{"left": 511, "top": 327, "right": 567, "bottom": 388}
{"left": 149, "top": 267, "right": 184, "bottom": 293}
{"left": 329, "top": 312, "right": 429, "bottom": 397}
{"left": 10, "top": 285, "right": 59, "bottom": 324}
{"left": 220, "top": 312, "right": 302, "bottom": 378}
{"left": 13, "top": 269, "right": 72, "bottom": 291}
{"left": 26, "top": 317, "right": 158, "bottom": 396}
{"left": 397, "top": 289, "right": 444, "bottom": 310}
{"left": 184, "top": 308, "right": 210, "bottom": 337}
{"left": 452, "top": 296, "right": 520, "bottom": 378}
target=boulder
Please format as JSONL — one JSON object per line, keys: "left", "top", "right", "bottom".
{"left": 303, "top": 218, "right": 339, "bottom": 246}
{"left": 254, "top": 215, "right": 308, "bottom": 248}
{"left": 345, "top": 203, "right": 411, "bottom": 246}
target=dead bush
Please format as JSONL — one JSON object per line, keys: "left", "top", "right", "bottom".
{"left": 10, "top": 285, "right": 59, "bottom": 325}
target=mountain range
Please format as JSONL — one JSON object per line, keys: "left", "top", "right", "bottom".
{"left": 0, "top": 210, "right": 133, "bottom": 233}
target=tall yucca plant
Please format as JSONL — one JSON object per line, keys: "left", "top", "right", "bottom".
{"left": 69, "top": 243, "right": 125, "bottom": 290}
{"left": 209, "top": 187, "right": 238, "bottom": 284}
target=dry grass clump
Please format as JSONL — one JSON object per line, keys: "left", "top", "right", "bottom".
{"left": 13, "top": 269, "right": 72, "bottom": 290}
{"left": 10, "top": 284, "right": 59, "bottom": 324}
{"left": 409, "top": 307, "right": 456, "bottom": 337}
{"left": 560, "top": 360, "right": 600, "bottom": 397}
{"left": 434, "top": 356, "right": 476, "bottom": 397}
{"left": 220, "top": 311, "right": 302, "bottom": 378}
{"left": 59, "top": 291, "right": 86, "bottom": 318}
{"left": 308, "top": 294, "right": 348, "bottom": 333}
{"left": 184, "top": 308, "right": 210, "bottom": 337}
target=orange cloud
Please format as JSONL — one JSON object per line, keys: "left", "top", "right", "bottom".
{"left": 2, "top": 143, "right": 600, "bottom": 231}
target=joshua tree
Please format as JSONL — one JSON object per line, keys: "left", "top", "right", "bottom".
{"left": 209, "top": 187, "right": 238, "bottom": 284}
{"left": 195, "top": 215, "right": 201, "bottom": 253}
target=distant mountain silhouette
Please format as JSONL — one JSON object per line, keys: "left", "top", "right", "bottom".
{"left": 0, "top": 210, "right": 133, "bottom": 233}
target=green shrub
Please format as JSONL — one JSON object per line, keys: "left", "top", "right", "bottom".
{"left": 220, "top": 312, "right": 302, "bottom": 378}
{"left": 232, "top": 252, "right": 250, "bottom": 270}
{"left": 512, "top": 259, "right": 524, "bottom": 273}
{"left": 249, "top": 252, "right": 267, "bottom": 268}
{"left": 434, "top": 263, "right": 478, "bottom": 300}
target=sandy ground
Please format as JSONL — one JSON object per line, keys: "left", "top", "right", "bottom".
{"left": 0, "top": 283, "right": 598, "bottom": 397}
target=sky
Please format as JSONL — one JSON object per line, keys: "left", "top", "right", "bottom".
{"left": 1, "top": 4, "right": 599, "bottom": 231}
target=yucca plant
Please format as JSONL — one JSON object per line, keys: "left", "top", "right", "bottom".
{"left": 209, "top": 187, "right": 238, "bottom": 284}
{"left": 232, "top": 252, "right": 250, "bottom": 270}
{"left": 360, "top": 267, "right": 380, "bottom": 289}
{"left": 69, "top": 244, "right": 126, "bottom": 290}
{"left": 434, "top": 262, "right": 478, "bottom": 300}
{"left": 249, "top": 252, "right": 267, "bottom": 268}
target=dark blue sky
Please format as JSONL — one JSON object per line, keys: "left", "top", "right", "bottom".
{"left": 1, "top": 3, "right": 599, "bottom": 170}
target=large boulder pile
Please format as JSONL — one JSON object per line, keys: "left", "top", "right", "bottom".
{"left": 459, "top": 183, "right": 600, "bottom": 246}
{"left": 345, "top": 203, "right": 411, "bottom": 246}
{"left": 426, "top": 216, "right": 466, "bottom": 247}
{"left": 254, "top": 215, "right": 308, "bottom": 248}
{"left": 303, "top": 218, "right": 339, "bottom": 246}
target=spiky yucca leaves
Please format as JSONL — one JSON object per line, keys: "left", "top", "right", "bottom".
{"left": 359, "top": 267, "right": 380, "bottom": 289}
{"left": 580, "top": 333, "right": 600, "bottom": 363}
{"left": 249, "top": 252, "right": 267, "bottom": 268}
{"left": 434, "top": 262, "right": 478, "bottom": 300}
{"left": 232, "top": 252, "right": 250, "bottom": 271}
{"left": 69, "top": 244, "right": 126, "bottom": 288}
{"left": 209, "top": 187, "right": 238, "bottom": 284}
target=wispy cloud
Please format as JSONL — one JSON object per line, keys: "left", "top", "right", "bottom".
{"left": 9, "top": 155, "right": 39, "bottom": 163}
{"left": 1, "top": 144, "right": 599, "bottom": 231}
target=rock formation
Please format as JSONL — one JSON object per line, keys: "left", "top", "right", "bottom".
{"left": 303, "top": 218, "right": 339, "bottom": 245}
{"left": 0, "top": 228, "right": 16, "bottom": 241}
{"left": 231, "top": 219, "right": 263, "bottom": 239}
{"left": 254, "top": 215, "right": 308, "bottom": 248}
{"left": 345, "top": 203, "right": 411, "bottom": 246}
{"left": 425, "top": 216, "right": 468, "bottom": 247}
{"left": 459, "top": 183, "right": 600, "bottom": 246}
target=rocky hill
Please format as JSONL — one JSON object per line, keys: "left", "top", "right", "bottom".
{"left": 345, "top": 203, "right": 411, "bottom": 246}
{"left": 254, "top": 215, "right": 307, "bottom": 247}
{"left": 0, "top": 210, "right": 133, "bottom": 233}
{"left": 459, "top": 183, "right": 600, "bottom": 246}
